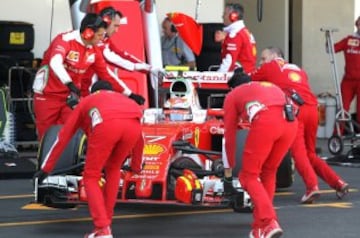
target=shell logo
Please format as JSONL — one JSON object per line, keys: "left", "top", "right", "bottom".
{"left": 143, "top": 144, "right": 165, "bottom": 156}
{"left": 259, "top": 81, "right": 273, "bottom": 87}
{"left": 288, "top": 72, "right": 301, "bottom": 82}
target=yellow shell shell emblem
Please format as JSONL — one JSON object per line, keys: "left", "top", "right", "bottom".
{"left": 288, "top": 72, "right": 301, "bottom": 82}
{"left": 143, "top": 144, "right": 165, "bottom": 156}
{"left": 259, "top": 81, "right": 273, "bottom": 87}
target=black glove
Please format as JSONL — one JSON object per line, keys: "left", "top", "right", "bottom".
{"left": 223, "top": 176, "right": 237, "bottom": 196}
{"left": 33, "top": 170, "right": 48, "bottom": 185}
{"left": 66, "top": 92, "right": 80, "bottom": 109}
{"left": 66, "top": 82, "right": 80, "bottom": 96}
{"left": 129, "top": 93, "right": 145, "bottom": 105}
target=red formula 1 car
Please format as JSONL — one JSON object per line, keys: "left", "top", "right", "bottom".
{"left": 34, "top": 71, "right": 294, "bottom": 213}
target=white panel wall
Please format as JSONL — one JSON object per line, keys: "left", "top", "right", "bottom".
{"left": 0, "top": 0, "right": 72, "bottom": 58}
{"left": 155, "top": 0, "right": 223, "bottom": 24}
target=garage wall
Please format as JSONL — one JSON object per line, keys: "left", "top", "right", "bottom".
{"left": 0, "top": 0, "right": 72, "bottom": 58}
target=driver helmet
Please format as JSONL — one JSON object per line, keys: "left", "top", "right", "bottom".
{"left": 164, "top": 78, "right": 201, "bottom": 121}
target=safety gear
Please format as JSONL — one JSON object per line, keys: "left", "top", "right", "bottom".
{"left": 223, "top": 176, "right": 237, "bottom": 196}
{"left": 66, "top": 82, "right": 81, "bottom": 96}
{"left": 300, "top": 186, "right": 320, "bottom": 204}
{"left": 134, "top": 63, "right": 151, "bottom": 71}
{"left": 175, "top": 169, "right": 203, "bottom": 204}
{"left": 150, "top": 67, "right": 165, "bottom": 77}
{"left": 33, "top": 170, "right": 48, "bottom": 185}
{"left": 66, "top": 92, "right": 80, "bottom": 109}
{"left": 84, "top": 226, "right": 113, "bottom": 238}
{"left": 336, "top": 181, "right": 349, "bottom": 199}
{"left": 129, "top": 93, "right": 145, "bottom": 105}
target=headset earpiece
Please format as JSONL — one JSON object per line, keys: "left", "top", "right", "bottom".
{"left": 81, "top": 27, "right": 95, "bottom": 41}
{"left": 229, "top": 11, "right": 239, "bottom": 22}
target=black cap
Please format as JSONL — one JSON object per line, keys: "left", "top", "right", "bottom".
{"left": 227, "top": 68, "right": 251, "bottom": 88}
{"left": 91, "top": 80, "right": 113, "bottom": 93}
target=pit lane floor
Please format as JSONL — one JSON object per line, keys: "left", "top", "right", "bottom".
{"left": 0, "top": 140, "right": 359, "bottom": 237}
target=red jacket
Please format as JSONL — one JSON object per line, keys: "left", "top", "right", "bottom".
{"left": 251, "top": 58, "right": 318, "bottom": 105}
{"left": 38, "top": 31, "right": 127, "bottom": 98}
{"left": 334, "top": 34, "right": 360, "bottom": 79}
{"left": 223, "top": 81, "right": 286, "bottom": 167}
{"left": 41, "top": 90, "right": 143, "bottom": 173}
{"left": 218, "top": 20, "right": 257, "bottom": 74}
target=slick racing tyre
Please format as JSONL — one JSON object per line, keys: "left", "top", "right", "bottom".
{"left": 167, "top": 156, "right": 203, "bottom": 200}
{"left": 233, "top": 129, "right": 294, "bottom": 188}
{"left": 38, "top": 125, "right": 86, "bottom": 175}
{"left": 276, "top": 152, "right": 294, "bottom": 188}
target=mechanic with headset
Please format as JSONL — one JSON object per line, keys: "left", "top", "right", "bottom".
{"left": 161, "top": 17, "right": 196, "bottom": 69}
{"left": 33, "top": 80, "right": 144, "bottom": 238}
{"left": 251, "top": 46, "right": 349, "bottom": 203}
{"left": 223, "top": 69, "right": 298, "bottom": 238}
{"left": 215, "top": 3, "right": 257, "bottom": 74}
{"left": 32, "top": 13, "right": 145, "bottom": 141}
{"left": 81, "top": 7, "right": 162, "bottom": 96}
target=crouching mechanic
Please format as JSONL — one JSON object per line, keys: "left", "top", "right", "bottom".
{"left": 33, "top": 80, "right": 144, "bottom": 238}
{"left": 81, "top": 6, "right": 163, "bottom": 96}
{"left": 223, "top": 70, "right": 298, "bottom": 238}
{"left": 32, "top": 13, "right": 145, "bottom": 141}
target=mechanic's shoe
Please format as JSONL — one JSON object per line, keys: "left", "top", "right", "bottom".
{"left": 300, "top": 186, "right": 320, "bottom": 204}
{"left": 261, "top": 219, "right": 283, "bottom": 238}
{"left": 249, "top": 228, "right": 261, "bottom": 238}
{"left": 336, "top": 181, "right": 349, "bottom": 199}
{"left": 84, "top": 226, "right": 113, "bottom": 238}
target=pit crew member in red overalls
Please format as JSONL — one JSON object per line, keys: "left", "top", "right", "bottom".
{"left": 33, "top": 80, "right": 144, "bottom": 238}
{"left": 334, "top": 16, "right": 360, "bottom": 124}
{"left": 223, "top": 70, "right": 298, "bottom": 238}
{"left": 81, "top": 7, "right": 162, "bottom": 96}
{"left": 32, "top": 13, "right": 145, "bottom": 141}
{"left": 251, "top": 47, "right": 349, "bottom": 203}
{"left": 215, "top": 3, "right": 256, "bottom": 74}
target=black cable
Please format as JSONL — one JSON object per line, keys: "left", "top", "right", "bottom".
{"left": 257, "top": 0, "right": 263, "bottom": 22}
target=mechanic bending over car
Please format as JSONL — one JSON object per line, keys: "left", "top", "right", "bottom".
{"left": 33, "top": 80, "right": 144, "bottom": 238}
{"left": 223, "top": 69, "right": 298, "bottom": 238}
{"left": 81, "top": 6, "right": 163, "bottom": 96}
{"left": 32, "top": 13, "right": 145, "bottom": 141}
{"left": 251, "top": 46, "right": 349, "bottom": 203}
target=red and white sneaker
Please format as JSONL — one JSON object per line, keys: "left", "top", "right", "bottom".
{"left": 249, "top": 228, "right": 261, "bottom": 238}
{"left": 300, "top": 186, "right": 320, "bottom": 204}
{"left": 84, "top": 226, "right": 113, "bottom": 238}
{"left": 261, "top": 219, "right": 283, "bottom": 238}
{"left": 336, "top": 181, "right": 349, "bottom": 199}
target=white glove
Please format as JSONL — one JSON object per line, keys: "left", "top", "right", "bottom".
{"left": 134, "top": 63, "right": 151, "bottom": 71}
{"left": 150, "top": 67, "right": 165, "bottom": 76}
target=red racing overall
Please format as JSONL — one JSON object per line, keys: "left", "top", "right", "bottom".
{"left": 334, "top": 33, "right": 360, "bottom": 123}
{"left": 251, "top": 58, "right": 345, "bottom": 191}
{"left": 33, "top": 30, "right": 129, "bottom": 140}
{"left": 81, "top": 37, "right": 138, "bottom": 96}
{"left": 41, "top": 90, "right": 144, "bottom": 229}
{"left": 223, "top": 81, "right": 297, "bottom": 229}
{"left": 217, "top": 20, "right": 257, "bottom": 74}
